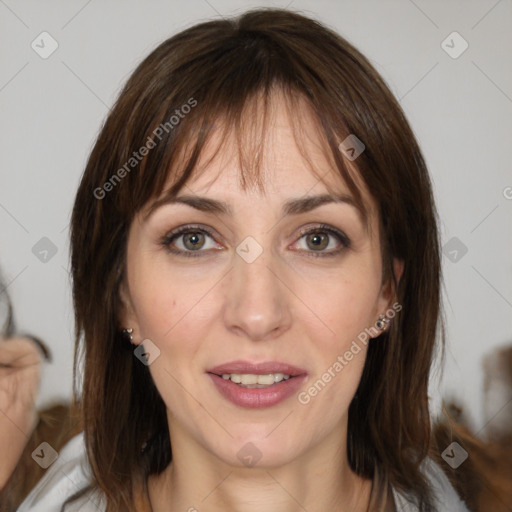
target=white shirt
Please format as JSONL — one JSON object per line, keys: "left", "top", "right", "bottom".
{"left": 18, "top": 433, "right": 472, "bottom": 512}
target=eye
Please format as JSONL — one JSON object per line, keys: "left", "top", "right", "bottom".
{"left": 161, "top": 223, "right": 350, "bottom": 258}
{"left": 161, "top": 225, "right": 221, "bottom": 257}
{"left": 293, "top": 224, "right": 351, "bottom": 257}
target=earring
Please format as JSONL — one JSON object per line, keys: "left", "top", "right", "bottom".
{"left": 122, "top": 328, "right": 134, "bottom": 343}
{"left": 375, "top": 315, "right": 390, "bottom": 332}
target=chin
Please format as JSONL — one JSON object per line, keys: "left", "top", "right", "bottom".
{"left": 208, "top": 430, "right": 305, "bottom": 470}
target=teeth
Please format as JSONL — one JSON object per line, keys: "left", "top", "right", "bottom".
{"left": 220, "top": 373, "right": 291, "bottom": 387}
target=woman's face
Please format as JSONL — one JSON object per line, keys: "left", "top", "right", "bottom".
{"left": 121, "top": 95, "right": 402, "bottom": 469}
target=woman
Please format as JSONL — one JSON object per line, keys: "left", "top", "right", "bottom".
{"left": 19, "top": 8, "right": 470, "bottom": 512}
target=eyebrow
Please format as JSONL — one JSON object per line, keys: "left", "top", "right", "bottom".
{"left": 146, "top": 192, "right": 365, "bottom": 223}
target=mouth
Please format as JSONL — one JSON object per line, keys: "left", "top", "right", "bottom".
{"left": 208, "top": 361, "right": 307, "bottom": 384}
{"left": 206, "top": 361, "right": 307, "bottom": 408}
{"left": 215, "top": 372, "right": 292, "bottom": 388}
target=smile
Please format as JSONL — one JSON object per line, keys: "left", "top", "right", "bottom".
{"left": 220, "top": 373, "right": 291, "bottom": 387}
{"left": 207, "top": 361, "right": 307, "bottom": 408}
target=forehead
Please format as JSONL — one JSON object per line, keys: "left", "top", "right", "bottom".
{"left": 144, "top": 89, "right": 377, "bottom": 236}
{"left": 174, "top": 91, "right": 374, "bottom": 210}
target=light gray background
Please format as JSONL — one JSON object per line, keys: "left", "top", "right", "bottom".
{"left": 1, "top": 0, "right": 511, "bottom": 435}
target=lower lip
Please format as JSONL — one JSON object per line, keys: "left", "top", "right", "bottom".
{"left": 208, "top": 373, "right": 307, "bottom": 408}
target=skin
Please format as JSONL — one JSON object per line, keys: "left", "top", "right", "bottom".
{"left": 0, "top": 336, "right": 42, "bottom": 489}
{"left": 120, "top": 93, "right": 403, "bottom": 512}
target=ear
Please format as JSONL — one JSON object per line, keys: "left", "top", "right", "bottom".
{"left": 118, "top": 279, "right": 142, "bottom": 346}
{"left": 376, "top": 257, "right": 404, "bottom": 313}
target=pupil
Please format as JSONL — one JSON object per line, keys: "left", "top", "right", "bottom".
{"left": 185, "top": 233, "right": 204, "bottom": 250}
{"left": 308, "top": 233, "right": 327, "bottom": 250}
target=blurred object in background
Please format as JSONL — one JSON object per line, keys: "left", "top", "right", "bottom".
{"left": 0, "top": 403, "right": 81, "bottom": 511}
{"left": 482, "top": 345, "right": 512, "bottom": 445}
{"left": 0, "top": 271, "right": 81, "bottom": 511}
{"left": 433, "top": 344, "right": 512, "bottom": 512}
{"left": 0, "top": 335, "right": 45, "bottom": 490}
{"left": 0, "top": 271, "right": 15, "bottom": 338}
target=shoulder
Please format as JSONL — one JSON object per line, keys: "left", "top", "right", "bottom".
{"left": 392, "top": 457, "right": 472, "bottom": 512}
{"left": 17, "top": 433, "right": 105, "bottom": 512}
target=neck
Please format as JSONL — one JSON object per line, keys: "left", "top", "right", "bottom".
{"left": 148, "top": 423, "right": 372, "bottom": 512}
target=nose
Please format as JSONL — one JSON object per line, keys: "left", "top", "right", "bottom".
{"left": 222, "top": 248, "right": 292, "bottom": 342}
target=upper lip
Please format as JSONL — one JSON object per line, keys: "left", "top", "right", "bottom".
{"left": 207, "top": 360, "right": 307, "bottom": 377}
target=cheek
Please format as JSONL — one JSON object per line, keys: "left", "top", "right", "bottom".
{"left": 293, "top": 265, "right": 379, "bottom": 409}
{"left": 132, "top": 282, "right": 214, "bottom": 420}
{"left": 297, "top": 342, "right": 368, "bottom": 439}
{"left": 128, "top": 256, "right": 221, "bottom": 374}
{"left": 290, "top": 243, "right": 383, "bottom": 338}
{"left": 128, "top": 252, "right": 208, "bottom": 340}
{"left": 140, "top": 295, "right": 175, "bottom": 337}
{"left": 298, "top": 274, "right": 380, "bottom": 351}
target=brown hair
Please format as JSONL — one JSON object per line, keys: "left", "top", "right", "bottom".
{"left": 70, "top": 8, "right": 445, "bottom": 511}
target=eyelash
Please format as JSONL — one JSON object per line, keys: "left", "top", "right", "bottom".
{"left": 160, "top": 223, "right": 351, "bottom": 259}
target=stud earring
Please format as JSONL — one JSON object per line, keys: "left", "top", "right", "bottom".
{"left": 375, "top": 315, "right": 390, "bottom": 332}
{"left": 122, "top": 328, "right": 134, "bottom": 343}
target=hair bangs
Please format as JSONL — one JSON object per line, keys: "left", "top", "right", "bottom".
{"left": 112, "top": 29, "right": 370, "bottom": 232}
